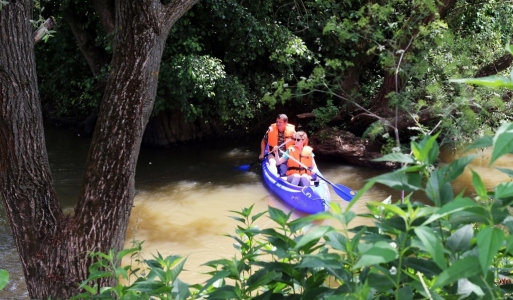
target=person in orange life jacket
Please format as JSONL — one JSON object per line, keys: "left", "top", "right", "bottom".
{"left": 274, "top": 131, "right": 318, "bottom": 186}
{"left": 259, "top": 114, "right": 295, "bottom": 176}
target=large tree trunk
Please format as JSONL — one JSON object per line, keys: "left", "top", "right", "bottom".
{"left": 62, "top": 2, "right": 110, "bottom": 78}
{"left": 0, "top": 0, "right": 197, "bottom": 298}
{"left": 0, "top": 0, "right": 65, "bottom": 295}
{"left": 475, "top": 53, "right": 513, "bottom": 78}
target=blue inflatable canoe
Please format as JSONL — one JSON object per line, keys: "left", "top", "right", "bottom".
{"left": 261, "top": 154, "right": 331, "bottom": 214}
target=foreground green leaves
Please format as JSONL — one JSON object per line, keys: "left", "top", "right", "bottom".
{"left": 0, "top": 269, "right": 8, "bottom": 290}
{"left": 74, "top": 124, "right": 513, "bottom": 299}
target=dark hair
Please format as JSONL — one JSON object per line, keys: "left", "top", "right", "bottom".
{"left": 277, "top": 114, "right": 288, "bottom": 122}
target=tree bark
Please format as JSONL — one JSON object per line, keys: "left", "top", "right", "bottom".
{"left": 0, "top": 0, "right": 198, "bottom": 298}
{"left": 0, "top": 0, "right": 64, "bottom": 295}
{"left": 475, "top": 53, "right": 513, "bottom": 78}
{"left": 62, "top": 2, "right": 110, "bottom": 78}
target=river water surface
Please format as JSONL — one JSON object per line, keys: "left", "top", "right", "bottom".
{"left": 1, "top": 125, "right": 511, "bottom": 299}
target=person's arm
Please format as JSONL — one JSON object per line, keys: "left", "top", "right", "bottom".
{"left": 259, "top": 138, "right": 267, "bottom": 160}
{"left": 275, "top": 149, "right": 289, "bottom": 165}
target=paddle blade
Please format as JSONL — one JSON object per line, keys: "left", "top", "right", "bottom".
{"left": 332, "top": 184, "right": 356, "bottom": 202}
{"left": 238, "top": 164, "right": 251, "bottom": 171}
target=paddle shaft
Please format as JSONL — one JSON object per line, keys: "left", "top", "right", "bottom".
{"left": 239, "top": 139, "right": 291, "bottom": 170}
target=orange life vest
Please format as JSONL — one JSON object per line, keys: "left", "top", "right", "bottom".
{"left": 267, "top": 123, "right": 295, "bottom": 150}
{"left": 286, "top": 145, "right": 313, "bottom": 175}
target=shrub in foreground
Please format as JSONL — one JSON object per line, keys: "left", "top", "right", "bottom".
{"left": 73, "top": 123, "right": 513, "bottom": 299}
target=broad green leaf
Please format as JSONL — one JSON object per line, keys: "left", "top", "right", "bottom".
{"left": 506, "top": 235, "right": 513, "bottom": 255}
{"left": 251, "top": 211, "right": 267, "bottom": 223}
{"left": 418, "top": 133, "right": 440, "bottom": 165}
{"left": 353, "top": 241, "right": 398, "bottom": 269}
{"left": 116, "top": 247, "right": 140, "bottom": 261}
{"left": 471, "top": 169, "right": 488, "bottom": 200}
{"left": 464, "top": 135, "right": 493, "bottom": 152}
{"left": 449, "top": 210, "right": 488, "bottom": 225}
{"left": 169, "top": 256, "right": 187, "bottom": 282}
{"left": 398, "top": 286, "right": 414, "bottom": 300}
{"left": 433, "top": 256, "right": 481, "bottom": 288}
{"left": 172, "top": 278, "right": 191, "bottom": 299}
{"left": 247, "top": 269, "right": 280, "bottom": 292}
{"left": 130, "top": 281, "right": 169, "bottom": 293}
{"left": 299, "top": 253, "right": 346, "bottom": 269}
{"left": 288, "top": 212, "right": 332, "bottom": 232}
{"left": 372, "top": 152, "right": 416, "bottom": 164}
{"left": 440, "top": 154, "right": 477, "bottom": 182}
{"left": 198, "top": 270, "right": 231, "bottom": 294}
{"left": 439, "top": 182, "right": 455, "bottom": 206}
{"left": 426, "top": 170, "right": 454, "bottom": 206}
{"left": 422, "top": 196, "right": 477, "bottom": 226}
{"left": 268, "top": 206, "right": 290, "bottom": 226}
{"left": 413, "top": 206, "right": 438, "bottom": 220}
{"left": 367, "top": 201, "right": 407, "bottom": 218}
{"left": 324, "top": 231, "right": 348, "bottom": 251}
{"left": 491, "top": 123, "right": 513, "bottom": 165}
{"left": 410, "top": 133, "right": 439, "bottom": 165}
{"left": 414, "top": 226, "right": 446, "bottom": 269}
{"left": 503, "top": 216, "right": 513, "bottom": 234}
{"left": 450, "top": 76, "right": 513, "bottom": 89}
{"left": 446, "top": 225, "right": 473, "bottom": 252}
{"left": 230, "top": 204, "right": 253, "bottom": 218}
{"left": 294, "top": 226, "right": 334, "bottom": 250}
{"left": 373, "top": 171, "right": 422, "bottom": 192}
{"left": 507, "top": 44, "right": 513, "bottom": 56}
{"left": 496, "top": 167, "right": 513, "bottom": 178}
{"left": 402, "top": 257, "right": 442, "bottom": 276}
{"left": 457, "top": 278, "right": 484, "bottom": 298}
{"left": 335, "top": 211, "right": 356, "bottom": 226}
{"left": 411, "top": 141, "right": 422, "bottom": 161}
{"left": 206, "top": 285, "right": 240, "bottom": 300}
{"left": 477, "top": 227, "right": 504, "bottom": 274}
{"left": 0, "top": 269, "right": 8, "bottom": 290}
{"left": 329, "top": 200, "right": 342, "bottom": 214}
{"left": 495, "top": 182, "right": 513, "bottom": 200}
{"left": 346, "top": 180, "right": 375, "bottom": 212}
{"left": 366, "top": 272, "right": 395, "bottom": 292}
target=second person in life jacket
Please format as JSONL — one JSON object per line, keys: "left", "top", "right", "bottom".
{"left": 259, "top": 114, "right": 296, "bottom": 176}
{"left": 274, "top": 131, "right": 318, "bottom": 186}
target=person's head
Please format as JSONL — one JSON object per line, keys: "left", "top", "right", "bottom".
{"left": 275, "top": 114, "right": 288, "bottom": 132}
{"left": 293, "top": 131, "right": 308, "bottom": 145}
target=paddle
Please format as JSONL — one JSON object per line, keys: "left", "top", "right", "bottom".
{"left": 237, "top": 139, "right": 291, "bottom": 171}
{"left": 279, "top": 149, "right": 355, "bottom": 202}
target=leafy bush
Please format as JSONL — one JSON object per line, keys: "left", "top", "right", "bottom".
{"left": 74, "top": 121, "right": 513, "bottom": 299}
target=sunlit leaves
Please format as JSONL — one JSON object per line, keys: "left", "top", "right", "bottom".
{"left": 440, "top": 154, "right": 477, "bottom": 183}
{"left": 449, "top": 76, "right": 513, "bottom": 89}
{"left": 471, "top": 169, "right": 488, "bottom": 200}
{"left": 0, "top": 269, "right": 8, "bottom": 291}
{"left": 477, "top": 227, "right": 504, "bottom": 274}
{"left": 373, "top": 170, "right": 422, "bottom": 192}
{"left": 433, "top": 257, "right": 481, "bottom": 288}
{"left": 446, "top": 225, "right": 473, "bottom": 253}
{"left": 414, "top": 226, "right": 446, "bottom": 269}
{"left": 353, "top": 241, "right": 398, "bottom": 269}
{"left": 373, "top": 153, "right": 416, "bottom": 164}
{"left": 491, "top": 123, "right": 513, "bottom": 165}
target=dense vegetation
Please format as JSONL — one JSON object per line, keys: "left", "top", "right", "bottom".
{"left": 48, "top": 120, "right": 513, "bottom": 299}
{"left": 14, "top": 48, "right": 513, "bottom": 298}
{"left": 36, "top": 0, "right": 513, "bottom": 146}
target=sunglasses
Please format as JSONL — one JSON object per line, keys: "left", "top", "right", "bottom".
{"left": 294, "top": 138, "right": 303, "bottom": 142}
